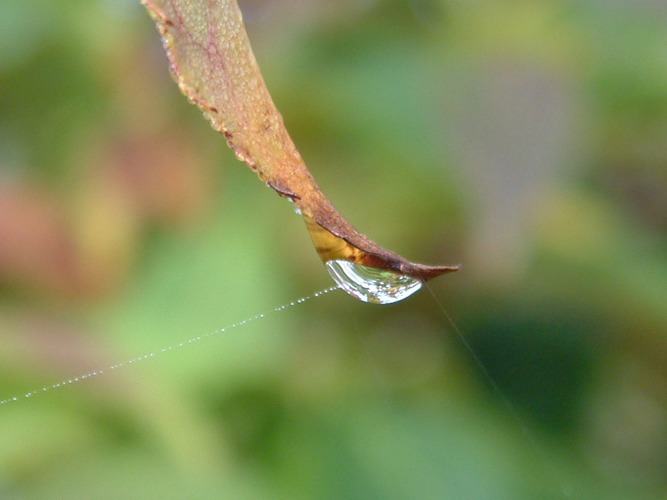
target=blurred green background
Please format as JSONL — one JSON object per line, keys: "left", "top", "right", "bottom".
{"left": 1, "top": 0, "right": 666, "bottom": 498}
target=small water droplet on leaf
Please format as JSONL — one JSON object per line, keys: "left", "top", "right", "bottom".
{"left": 325, "top": 259, "right": 422, "bottom": 304}
{"left": 288, "top": 198, "right": 302, "bottom": 215}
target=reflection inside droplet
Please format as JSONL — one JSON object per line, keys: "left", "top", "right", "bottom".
{"left": 325, "top": 259, "right": 423, "bottom": 304}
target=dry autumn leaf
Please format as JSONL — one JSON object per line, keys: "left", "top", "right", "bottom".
{"left": 141, "top": 0, "right": 459, "bottom": 303}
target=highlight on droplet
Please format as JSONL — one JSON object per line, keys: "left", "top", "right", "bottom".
{"left": 324, "top": 259, "right": 423, "bottom": 304}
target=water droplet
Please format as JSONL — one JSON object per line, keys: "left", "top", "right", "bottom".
{"left": 288, "top": 197, "right": 302, "bottom": 215}
{"left": 324, "top": 259, "right": 422, "bottom": 304}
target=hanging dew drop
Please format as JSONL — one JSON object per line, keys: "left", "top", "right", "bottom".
{"left": 325, "top": 259, "right": 423, "bottom": 304}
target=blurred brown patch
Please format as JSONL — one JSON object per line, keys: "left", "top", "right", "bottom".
{"left": 0, "top": 182, "right": 81, "bottom": 297}
{"left": 0, "top": 128, "right": 213, "bottom": 300}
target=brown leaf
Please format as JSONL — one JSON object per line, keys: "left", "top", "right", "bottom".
{"left": 141, "top": 0, "right": 459, "bottom": 295}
